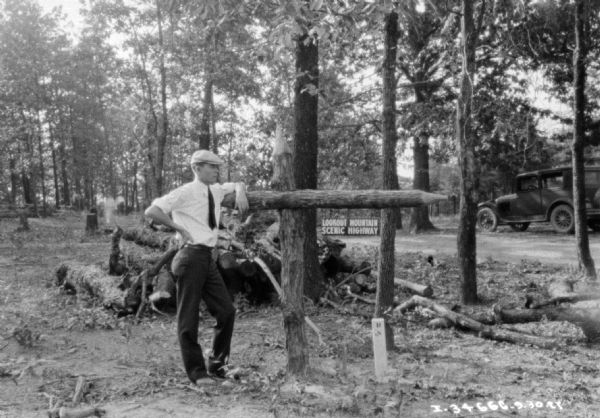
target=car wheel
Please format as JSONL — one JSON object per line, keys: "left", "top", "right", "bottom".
{"left": 477, "top": 207, "right": 498, "bottom": 232}
{"left": 550, "top": 204, "right": 574, "bottom": 234}
{"left": 509, "top": 222, "right": 530, "bottom": 232}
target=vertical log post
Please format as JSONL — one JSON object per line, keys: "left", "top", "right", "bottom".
{"left": 456, "top": 0, "right": 480, "bottom": 304}
{"left": 272, "top": 124, "right": 309, "bottom": 375}
{"left": 376, "top": 11, "right": 400, "bottom": 350}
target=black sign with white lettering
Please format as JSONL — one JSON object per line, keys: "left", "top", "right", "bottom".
{"left": 321, "top": 218, "right": 380, "bottom": 235}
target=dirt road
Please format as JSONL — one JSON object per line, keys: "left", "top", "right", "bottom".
{"left": 339, "top": 225, "right": 600, "bottom": 266}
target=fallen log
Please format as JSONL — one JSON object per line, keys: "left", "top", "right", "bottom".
{"left": 395, "top": 278, "right": 433, "bottom": 297}
{"left": 122, "top": 227, "right": 173, "bottom": 251}
{"left": 217, "top": 250, "right": 243, "bottom": 299}
{"left": 217, "top": 251, "right": 239, "bottom": 271}
{"left": 72, "top": 376, "right": 88, "bottom": 404}
{"left": 339, "top": 256, "right": 371, "bottom": 276}
{"left": 396, "top": 296, "right": 559, "bottom": 348}
{"left": 222, "top": 189, "right": 448, "bottom": 210}
{"left": 129, "top": 248, "right": 178, "bottom": 311}
{"left": 238, "top": 259, "right": 258, "bottom": 278}
{"left": 343, "top": 286, "right": 376, "bottom": 305}
{"left": 147, "top": 247, "right": 178, "bottom": 276}
{"left": 494, "top": 305, "right": 600, "bottom": 342}
{"left": 353, "top": 273, "right": 369, "bottom": 289}
{"left": 527, "top": 280, "right": 600, "bottom": 309}
{"left": 372, "top": 272, "right": 433, "bottom": 297}
{"left": 149, "top": 270, "right": 176, "bottom": 308}
{"left": 55, "top": 263, "right": 130, "bottom": 313}
{"left": 47, "top": 406, "right": 105, "bottom": 418}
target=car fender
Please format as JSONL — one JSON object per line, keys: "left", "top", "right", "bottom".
{"left": 477, "top": 201, "right": 497, "bottom": 210}
{"left": 545, "top": 199, "right": 573, "bottom": 220}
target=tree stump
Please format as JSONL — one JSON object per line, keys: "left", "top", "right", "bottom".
{"left": 85, "top": 213, "right": 98, "bottom": 235}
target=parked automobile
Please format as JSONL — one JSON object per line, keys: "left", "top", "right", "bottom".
{"left": 477, "top": 166, "right": 600, "bottom": 233}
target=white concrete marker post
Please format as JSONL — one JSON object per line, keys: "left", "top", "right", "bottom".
{"left": 372, "top": 318, "right": 388, "bottom": 381}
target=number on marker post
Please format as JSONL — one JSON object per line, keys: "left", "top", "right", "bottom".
{"left": 371, "top": 318, "right": 387, "bottom": 381}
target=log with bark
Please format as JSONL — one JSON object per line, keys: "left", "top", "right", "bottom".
{"left": 128, "top": 247, "right": 178, "bottom": 311}
{"left": 55, "top": 263, "right": 131, "bottom": 313}
{"left": 526, "top": 280, "right": 600, "bottom": 309}
{"left": 396, "top": 296, "right": 559, "bottom": 348}
{"left": 371, "top": 272, "right": 433, "bottom": 297}
{"left": 148, "top": 270, "right": 177, "bottom": 310}
{"left": 494, "top": 303, "right": 600, "bottom": 342}
{"left": 222, "top": 189, "right": 448, "bottom": 210}
{"left": 394, "top": 278, "right": 433, "bottom": 297}
{"left": 121, "top": 227, "right": 174, "bottom": 251}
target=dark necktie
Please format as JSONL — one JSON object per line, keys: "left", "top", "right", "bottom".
{"left": 207, "top": 186, "right": 216, "bottom": 230}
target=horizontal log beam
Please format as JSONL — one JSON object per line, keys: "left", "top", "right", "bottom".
{"left": 222, "top": 189, "right": 447, "bottom": 210}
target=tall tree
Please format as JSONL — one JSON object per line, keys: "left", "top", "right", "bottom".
{"left": 456, "top": 0, "right": 480, "bottom": 304}
{"left": 397, "top": 1, "right": 452, "bottom": 233}
{"left": 375, "top": 10, "right": 400, "bottom": 350}
{"left": 572, "top": 0, "right": 596, "bottom": 279}
{"left": 292, "top": 26, "right": 324, "bottom": 301}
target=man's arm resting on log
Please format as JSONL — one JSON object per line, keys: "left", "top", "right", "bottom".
{"left": 144, "top": 205, "right": 193, "bottom": 243}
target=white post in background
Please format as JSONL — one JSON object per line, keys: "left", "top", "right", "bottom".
{"left": 104, "top": 197, "right": 116, "bottom": 226}
{"left": 372, "top": 317, "right": 388, "bottom": 381}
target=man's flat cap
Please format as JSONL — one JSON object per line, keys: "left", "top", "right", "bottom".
{"left": 190, "top": 150, "right": 224, "bottom": 165}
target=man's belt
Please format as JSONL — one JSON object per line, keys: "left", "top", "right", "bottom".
{"left": 182, "top": 243, "right": 213, "bottom": 251}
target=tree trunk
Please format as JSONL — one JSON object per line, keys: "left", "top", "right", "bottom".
{"left": 376, "top": 11, "right": 401, "bottom": 350}
{"left": 572, "top": 0, "right": 596, "bottom": 279}
{"left": 210, "top": 92, "right": 218, "bottom": 153}
{"left": 456, "top": 0, "right": 479, "bottom": 304}
{"left": 9, "top": 157, "right": 18, "bottom": 204}
{"left": 409, "top": 134, "right": 435, "bottom": 233}
{"left": 36, "top": 116, "right": 47, "bottom": 216}
{"left": 155, "top": 0, "right": 168, "bottom": 197}
{"left": 48, "top": 123, "right": 60, "bottom": 209}
{"left": 21, "top": 167, "right": 34, "bottom": 207}
{"left": 273, "top": 118, "right": 309, "bottom": 375}
{"left": 293, "top": 31, "right": 324, "bottom": 302}
{"left": 59, "top": 139, "right": 70, "bottom": 206}
{"left": 198, "top": 77, "right": 213, "bottom": 150}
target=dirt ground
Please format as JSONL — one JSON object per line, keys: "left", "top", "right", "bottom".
{"left": 1, "top": 213, "right": 600, "bottom": 417}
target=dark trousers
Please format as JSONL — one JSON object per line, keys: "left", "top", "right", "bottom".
{"left": 171, "top": 244, "right": 235, "bottom": 382}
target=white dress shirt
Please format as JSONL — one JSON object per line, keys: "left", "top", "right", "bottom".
{"left": 152, "top": 179, "right": 237, "bottom": 247}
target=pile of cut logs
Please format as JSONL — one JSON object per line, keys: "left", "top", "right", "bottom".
{"left": 394, "top": 278, "right": 600, "bottom": 347}
{"left": 55, "top": 216, "right": 433, "bottom": 317}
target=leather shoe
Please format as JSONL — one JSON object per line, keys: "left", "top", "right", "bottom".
{"left": 207, "top": 360, "right": 227, "bottom": 379}
{"left": 190, "top": 370, "right": 217, "bottom": 385}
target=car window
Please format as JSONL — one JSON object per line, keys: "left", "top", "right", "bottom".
{"left": 542, "top": 173, "right": 563, "bottom": 189}
{"left": 585, "top": 171, "right": 600, "bottom": 186}
{"left": 517, "top": 176, "right": 539, "bottom": 191}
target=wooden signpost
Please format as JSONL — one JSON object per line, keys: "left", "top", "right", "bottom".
{"left": 221, "top": 134, "right": 447, "bottom": 376}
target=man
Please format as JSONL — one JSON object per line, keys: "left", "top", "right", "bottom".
{"left": 145, "top": 149, "right": 249, "bottom": 385}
